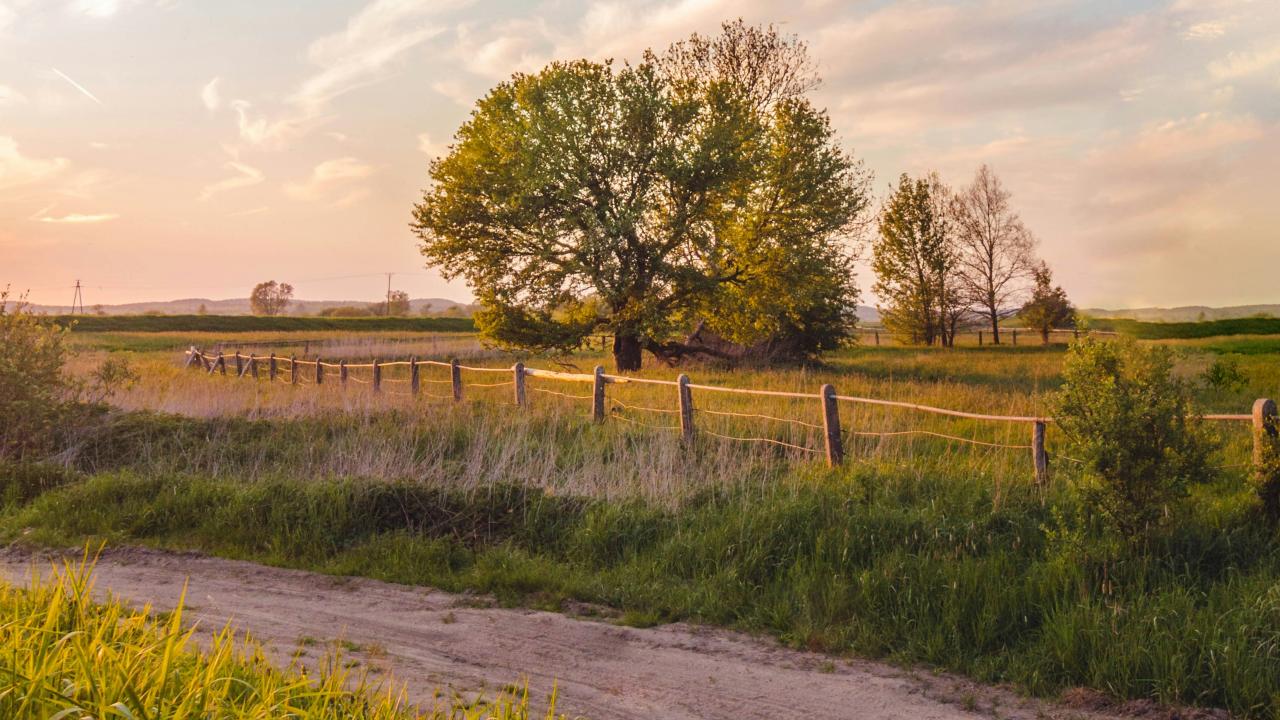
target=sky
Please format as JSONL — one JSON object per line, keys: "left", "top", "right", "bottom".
{"left": 2, "top": 0, "right": 1278, "bottom": 309}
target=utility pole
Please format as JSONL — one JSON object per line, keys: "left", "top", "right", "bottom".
{"left": 71, "top": 280, "right": 84, "bottom": 314}
{"left": 384, "top": 272, "right": 393, "bottom": 316}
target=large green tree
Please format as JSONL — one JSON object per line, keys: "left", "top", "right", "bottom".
{"left": 412, "top": 22, "right": 869, "bottom": 371}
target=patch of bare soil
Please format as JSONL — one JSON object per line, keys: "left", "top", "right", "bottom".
{"left": 0, "top": 546, "right": 1214, "bottom": 720}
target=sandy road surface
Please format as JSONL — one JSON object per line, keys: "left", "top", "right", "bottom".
{"left": 1, "top": 547, "right": 1140, "bottom": 720}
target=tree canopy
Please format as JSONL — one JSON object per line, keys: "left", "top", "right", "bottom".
{"left": 249, "top": 281, "right": 293, "bottom": 317}
{"left": 412, "top": 22, "right": 870, "bottom": 371}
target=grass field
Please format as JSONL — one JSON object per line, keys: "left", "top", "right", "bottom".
{"left": 5, "top": 326, "right": 1280, "bottom": 717}
{"left": 1092, "top": 315, "right": 1280, "bottom": 339}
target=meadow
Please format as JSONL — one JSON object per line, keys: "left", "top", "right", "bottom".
{"left": 5, "top": 326, "right": 1280, "bottom": 717}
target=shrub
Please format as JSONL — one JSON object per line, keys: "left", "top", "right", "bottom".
{"left": 1202, "top": 356, "right": 1248, "bottom": 393}
{"left": 0, "top": 290, "right": 74, "bottom": 459}
{"left": 1054, "top": 337, "right": 1216, "bottom": 544}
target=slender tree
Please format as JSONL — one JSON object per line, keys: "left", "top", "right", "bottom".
{"left": 413, "top": 23, "right": 870, "bottom": 371}
{"left": 951, "top": 164, "right": 1036, "bottom": 344}
{"left": 872, "top": 173, "right": 956, "bottom": 346}
{"left": 1019, "top": 262, "right": 1074, "bottom": 343}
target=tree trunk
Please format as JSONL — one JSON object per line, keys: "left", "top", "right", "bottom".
{"left": 613, "top": 334, "right": 643, "bottom": 372}
{"left": 1041, "top": 327, "right": 1050, "bottom": 345}
{"left": 989, "top": 309, "right": 1001, "bottom": 345}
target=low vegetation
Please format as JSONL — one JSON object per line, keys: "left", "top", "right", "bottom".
{"left": 0, "top": 553, "right": 562, "bottom": 719}
{"left": 1095, "top": 316, "right": 1280, "bottom": 339}
{"left": 4, "top": 299, "right": 1280, "bottom": 716}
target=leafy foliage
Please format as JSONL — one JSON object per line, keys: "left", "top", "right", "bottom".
{"left": 413, "top": 23, "right": 870, "bottom": 370}
{"left": 872, "top": 173, "right": 957, "bottom": 346}
{"left": 249, "top": 280, "right": 294, "bottom": 316}
{"left": 1201, "top": 355, "right": 1248, "bottom": 392}
{"left": 1019, "top": 262, "right": 1074, "bottom": 343}
{"left": 1054, "top": 337, "right": 1216, "bottom": 543}
{"left": 0, "top": 290, "right": 74, "bottom": 459}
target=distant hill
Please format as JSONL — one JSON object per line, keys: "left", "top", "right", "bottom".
{"left": 13, "top": 297, "right": 477, "bottom": 317}
{"left": 1082, "top": 304, "right": 1280, "bottom": 322}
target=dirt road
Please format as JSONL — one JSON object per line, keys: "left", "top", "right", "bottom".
{"left": 1, "top": 547, "right": 1135, "bottom": 720}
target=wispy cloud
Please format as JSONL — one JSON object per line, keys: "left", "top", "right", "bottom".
{"left": 284, "top": 156, "right": 373, "bottom": 203}
{"left": 417, "top": 132, "right": 445, "bottom": 158}
{"left": 199, "top": 159, "right": 264, "bottom": 201}
{"left": 1209, "top": 46, "right": 1280, "bottom": 80}
{"left": 201, "top": 76, "right": 221, "bottom": 110}
{"left": 0, "top": 83, "right": 26, "bottom": 106}
{"left": 0, "top": 136, "right": 69, "bottom": 190}
{"left": 51, "top": 67, "right": 103, "bottom": 105}
{"left": 226, "top": 0, "right": 459, "bottom": 148}
{"left": 32, "top": 208, "right": 119, "bottom": 223}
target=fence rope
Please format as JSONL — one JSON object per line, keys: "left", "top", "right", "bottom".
{"left": 529, "top": 387, "right": 592, "bottom": 401}
{"left": 848, "top": 428, "right": 1033, "bottom": 450}
{"left": 611, "top": 398, "right": 681, "bottom": 415}
{"left": 699, "top": 429, "right": 820, "bottom": 454}
{"left": 698, "top": 407, "right": 823, "bottom": 430}
{"left": 464, "top": 380, "right": 515, "bottom": 388}
{"left": 610, "top": 410, "right": 680, "bottom": 431}
{"left": 457, "top": 364, "right": 511, "bottom": 373}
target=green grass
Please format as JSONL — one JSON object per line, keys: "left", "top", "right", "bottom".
{"left": 0, "top": 551, "right": 565, "bottom": 719}
{"left": 49, "top": 314, "right": 476, "bottom": 333}
{"left": 6, "top": 331, "right": 1280, "bottom": 717}
{"left": 7, "top": 469, "right": 1279, "bottom": 716}
{"left": 1094, "top": 316, "right": 1280, "bottom": 339}
{"left": 3, "top": 407, "right": 1279, "bottom": 716}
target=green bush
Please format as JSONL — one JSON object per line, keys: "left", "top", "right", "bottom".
{"left": 1054, "top": 337, "right": 1217, "bottom": 544}
{"left": 0, "top": 290, "right": 75, "bottom": 459}
{"left": 1202, "top": 356, "right": 1248, "bottom": 392}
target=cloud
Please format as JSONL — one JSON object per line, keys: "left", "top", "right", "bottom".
{"left": 226, "top": 0, "right": 459, "bottom": 148}
{"left": 1183, "top": 21, "right": 1226, "bottom": 40}
{"left": 0, "top": 83, "right": 26, "bottom": 106}
{"left": 417, "top": 132, "right": 446, "bottom": 158}
{"left": 199, "top": 159, "right": 264, "bottom": 201}
{"left": 1209, "top": 46, "right": 1280, "bottom": 80}
{"left": 32, "top": 208, "right": 119, "bottom": 223}
{"left": 65, "top": 0, "right": 163, "bottom": 18}
{"left": 201, "top": 76, "right": 221, "bottom": 110}
{"left": 0, "top": 136, "right": 69, "bottom": 190}
{"left": 284, "top": 156, "right": 374, "bottom": 202}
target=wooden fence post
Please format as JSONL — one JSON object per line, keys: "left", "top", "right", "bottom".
{"left": 1254, "top": 398, "right": 1278, "bottom": 476}
{"left": 373, "top": 359, "right": 381, "bottom": 392}
{"left": 410, "top": 357, "right": 420, "bottom": 395}
{"left": 592, "top": 366, "right": 606, "bottom": 422}
{"left": 234, "top": 352, "right": 243, "bottom": 377}
{"left": 289, "top": 355, "right": 297, "bottom": 385}
{"left": 874, "top": 331, "right": 880, "bottom": 346}
{"left": 249, "top": 354, "right": 259, "bottom": 380}
{"left": 450, "top": 359, "right": 462, "bottom": 401}
{"left": 238, "top": 354, "right": 250, "bottom": 378}
{"left": 1012, "top": 329, "right": 1018, "bottom": 346}
{"left": 340, "top": 360, "right": 348, "bottom": 387}
{"left": 1032, "top": 421, "right": 1048, "bottom": 484}
{"left": 513, "top": 362, "right": 526, "bottom": 407}
{"left": 821, "top": 384, "right": 843, "bottom": 467}
{"left": 978, "top": 331, "right": 983, "bottom": 346}
{"left": 184, "top": 346, "right": 198, "bottom": 370}
{"left": 269, "top": 353, "right": 277, "bottom": 382}
{"left": 315, "top": 357, "right": 323, "bottom": 385}
{"left": 678, "top": 373, "right": 694, "bottom": 442}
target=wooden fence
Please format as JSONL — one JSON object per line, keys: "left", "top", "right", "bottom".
{"left": 184, "top": 347, "right": 1276, "bottom": 482}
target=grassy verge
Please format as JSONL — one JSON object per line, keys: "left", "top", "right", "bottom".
{"left": 3, "top": 415, "right": 1278, "bottom": 716}
{"left": 51, "top": 314, "right": 476, "bottom": 333}
{"left": 0, "top": 551, "right": 562, "bottom": 719}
